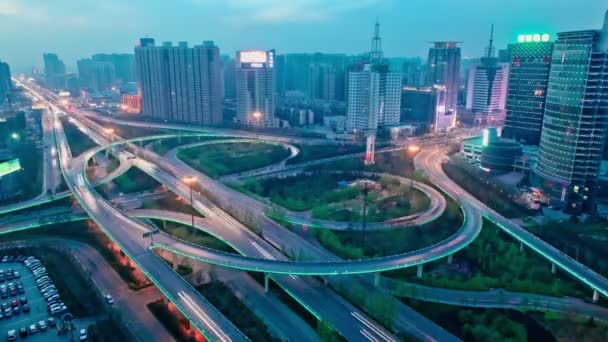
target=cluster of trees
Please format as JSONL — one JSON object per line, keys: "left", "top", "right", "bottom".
{"left": 60, "top": 116, "right": 98, "bottom": 156}
{"left": 459, "top": 310, "right": 527, "bottom": 341}
{"left": 420, "top": 219, "right": 587, "bottom": 298}
{"left": 526, "top": 220, "right": 608, "bottom": 278}
{"left": 179, "top": 142, "right": 290, "bottom": 178}
{"left": 197, "top": 282, "right": 279, "bottom": 342}
{"left": 442, "top": 158, "right": 535, "bottom": 218}
{"left": 112, "top": 168, "right": 160, "bottom": 194}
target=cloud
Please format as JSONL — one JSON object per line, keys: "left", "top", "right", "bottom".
{"left": 0, "top": 0, "right": 49, "bottom": 22}
{"left": 193, "top": 0, "right": 384, "bottom": 23}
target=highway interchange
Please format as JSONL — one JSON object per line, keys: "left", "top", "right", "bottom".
{"left": 3, "top": 80, "right": 608, "bottom": 341}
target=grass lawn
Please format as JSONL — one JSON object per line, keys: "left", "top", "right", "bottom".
{"left": 177, "top": 142, "right": 290, "bottom": 178}
{"left": 197, "top": 282, "right": 279, "bottom": 342}
{"left": 385, "top": 219, "right": 590, "bottom": 299}
{"left": 243, "top": 173, "right": 363, "bottom": 211}
{"left": 286, "top": 144, "right": 364, "bottom": 165}
{"left": 150, "top": 219, "right": 237, "bottom": 254}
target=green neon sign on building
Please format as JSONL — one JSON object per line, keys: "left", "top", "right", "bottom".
{"left": 517, "top": 33, "right": 550, "bottom": 43}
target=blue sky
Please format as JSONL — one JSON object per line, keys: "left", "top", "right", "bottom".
{"left": 0, "top": 0, "right": 605, "bottom": 73}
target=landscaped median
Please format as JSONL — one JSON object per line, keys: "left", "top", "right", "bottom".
{"left": 177, "top": 141, "right": 292, "bottom": 178}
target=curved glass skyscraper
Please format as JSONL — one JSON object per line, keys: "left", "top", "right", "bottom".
{"left": 534, "top": 28, "right": 608, "bottom": 212}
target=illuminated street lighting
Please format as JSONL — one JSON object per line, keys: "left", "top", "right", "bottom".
{"left": 10, "top": 133, "right": 19, "bottom": 140}
{"left": 407, "top": 145, "right": 421, "bottom": 154}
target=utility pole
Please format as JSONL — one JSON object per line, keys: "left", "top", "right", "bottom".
{"left": 362, "top": 182, "right": 369, "bottom": 250}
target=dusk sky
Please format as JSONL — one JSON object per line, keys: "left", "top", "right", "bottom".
{"left": 1, "top": 0, "right": 606, "bottom": 73}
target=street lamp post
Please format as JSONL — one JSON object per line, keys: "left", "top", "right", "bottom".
{"left": 183, "top": 176, "right": 197, "bottom": 233}
{"left": 361, "top": 182, "right": 369, "bottom": 251}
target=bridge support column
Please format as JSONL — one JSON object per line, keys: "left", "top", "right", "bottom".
{"left": 417, "top": 264, "right": 423, "bottom": 278}
{"left": 105, "top": 148, "right": 109, "bottom": 158}
{"left": 593, "top": 290, "right": 599, "bottom": 303}
{"left": 520, "top": 242, "right": 524, "bottom": 253}
{"left": 264, "top": 273, "right": 269, "bottom": 293}
{"left": 447, "top": 254, "right": 453, "bottom": 264}
{"left": 374, "top": 273, "right": 380, "bottom": 287}
{"left": 551, "top": 263, "right": 556, "bottom": 275}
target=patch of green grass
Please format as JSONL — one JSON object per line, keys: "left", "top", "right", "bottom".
{"left": 243, "top": 173, "right": 363, "bottom": 212}
{"left": 178, "top": 142, "right": 290, "bottom": 178}
{"left": 150, "top": 219, "right": 237, "bottom": 254}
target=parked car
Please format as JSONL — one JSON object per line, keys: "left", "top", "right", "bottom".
{"left": 6, "top": 329, "right": 16, "bottom": 341}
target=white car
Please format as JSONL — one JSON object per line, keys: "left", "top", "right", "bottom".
{"left": 105, "top": 294, "right": 114, "bottom": 305}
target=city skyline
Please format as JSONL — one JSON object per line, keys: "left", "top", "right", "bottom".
{"left": 1, "top": 0, "right": 606, "bottom": 73}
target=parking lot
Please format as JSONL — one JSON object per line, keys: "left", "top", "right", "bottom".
{"left": 0, "top": 256, "right": 85, "bottom": 342}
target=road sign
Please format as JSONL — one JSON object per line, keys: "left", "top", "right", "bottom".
{"left": 142, "top": 228, "right": 160, "bottom": 239}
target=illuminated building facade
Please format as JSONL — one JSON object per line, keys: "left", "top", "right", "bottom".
{"left": 533, "top": 28, "right": 608, "bottom": 212}
{"left": 121, "top": 93, "right": 141, "bottom": 113}
{"left": 426, "top": 42, "right": 461, "bottom": 131}
{"left": 502, "top": 34, "right": 553, "bottom": 145}
{"left": 235, "top": 50, "right": 276, "bottom": 127}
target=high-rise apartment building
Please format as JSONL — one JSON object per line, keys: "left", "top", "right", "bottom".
{"left": 134, "top": 38, "right": 223, "bottom": 125}
{"left": 43, "top": 53, "right": 66, "bottom": 89}
{"left": 502, "top": 34, "right": 553, "bottom": 145}
{"left": 77, "top": 59, "right": 116, "bottom": 92}
{"left": 91, "top": 54, "right": 136, "bottom": 83}
{"left": 426, "top": 42, "right": 461, "bottom": 131}
{"left": 533, "top": 27, "right": 608, "bottom": 212}
{"left": 0, "top": 61, "right": 11, "bottom": 105}
{"left": 234, "top": 50, "right": 276, "bottom": 127}
{"left": 346, "top": 22, "right": 402, "bottom": 131}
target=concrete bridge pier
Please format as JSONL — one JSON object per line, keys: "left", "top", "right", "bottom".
{"left": 520, "top": 242, "right": 525, "bottom": 253}
{"left": 374, "top": 273, "right": 380, "bottom": 287}
{"left": 551, "top": 262, "right": 556, "bottom": 275}
{"left": 593, "top": 290, "right": 599, "bottom": 303}
{"left": 417, "top": 264, "right": 423, "bottom": 278}
{"left": 447, "top": 254, "right": 453, "bottom": 264}
{"left": 264, "top": 273, "right": 269, "bottom": 293}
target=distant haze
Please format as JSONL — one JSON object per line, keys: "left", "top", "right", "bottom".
{"left": 0, "top": 0, "right": 605, "bottom": 73}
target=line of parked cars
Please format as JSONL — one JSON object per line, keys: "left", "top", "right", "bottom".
{"left": 3, "top": 255, "right": 70, "bottom": 341}
{"left": 24, "top": 256, "right": 69, "bottom": 317}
